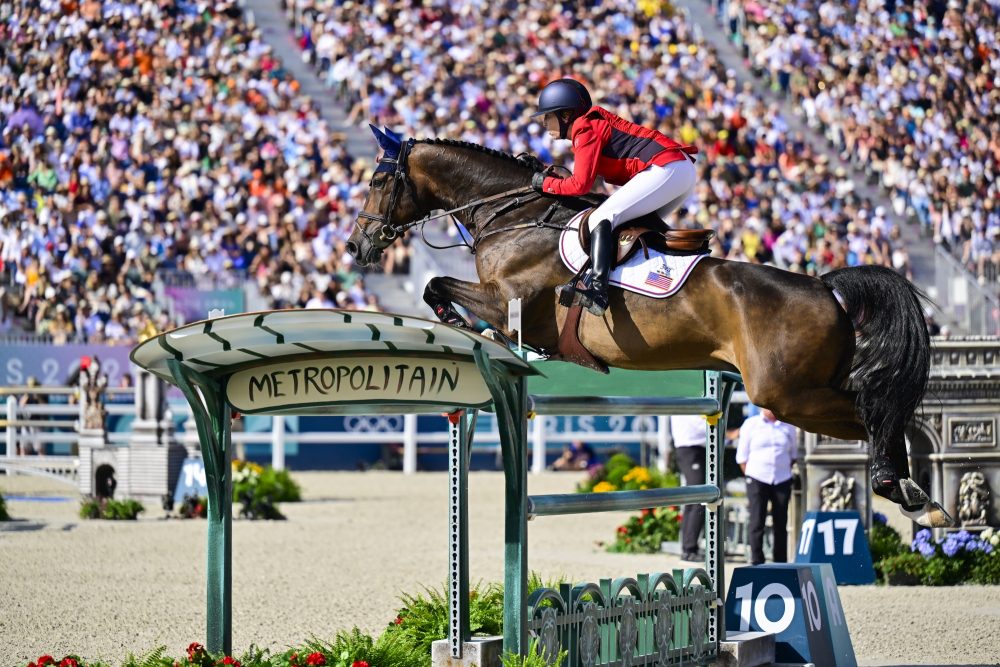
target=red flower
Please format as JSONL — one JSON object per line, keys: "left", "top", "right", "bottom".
{"left": 37, "top": 657, "right": 55, "bottom": 666}
{"left": 289, "top": 653, "right": 298, "bottom": 666}
{"left": 636, "top": 518, "right": 644, "bottom": 526}
{"left": 187, "top": 643, "right": 205, "bottom": 660}
{"left": 641, "top": 508, "right": 653, "bottom": 517}
{"left": 351, "top": 662, "right": 369, "bottom": 667}
{"left": 305, "top": 653, "right": 325, "bottom": 666}
{"left": 617, "top": 525, "right": 628, "bottom": 535}
{"left": 59, "top": 659, "right": 79, "bottom": 667}
{"left": 218, "top": 657, "right": 240, "bottom": 667}
{"left": 394, "top": 615, "right": 404, "bottom": 625}
{"left": 28, "top": 663, "right": 37, "bottom": 667}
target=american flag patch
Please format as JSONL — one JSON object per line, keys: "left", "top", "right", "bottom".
{"left": 645, "top": 271, "right": 674, "bottom": 290}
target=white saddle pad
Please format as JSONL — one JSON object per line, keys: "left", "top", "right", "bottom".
{"left": 558, "top": 209, "right": 707, "bottom": 298}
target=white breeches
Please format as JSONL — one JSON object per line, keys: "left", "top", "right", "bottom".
{"left": 588, "top": 158, "right": 697, "bottom": 232}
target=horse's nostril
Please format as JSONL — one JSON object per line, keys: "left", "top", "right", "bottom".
{"left": 346, "top": 241, "right": 359, "bottom": 256}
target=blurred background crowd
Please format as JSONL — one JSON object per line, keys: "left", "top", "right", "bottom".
{"left": 1, "top": 0, "right": 997, "bottom": 347}
{"left": 724, "top": 0, "right": 999, "bottom": 283}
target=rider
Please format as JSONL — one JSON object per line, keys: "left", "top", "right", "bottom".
{"left": 530, "top": 78, "right": 698, "bottom": 315}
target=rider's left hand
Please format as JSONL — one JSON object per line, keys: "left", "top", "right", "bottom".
{"left": 531, "top": 171, "right": 546, "bottom": 192}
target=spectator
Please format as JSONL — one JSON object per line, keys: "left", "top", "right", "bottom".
{"left": 670, "top": 414, "right": 708, "bottom": 562}
{"left": 736, "top": 407, "right": 798, "bottom": 566}
{"left": 551, "top": 440, "right": 596, "bottom": 472}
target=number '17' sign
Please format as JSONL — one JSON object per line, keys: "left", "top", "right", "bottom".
{"left": 794, "top": 510, "right": 875, "bottom": 585}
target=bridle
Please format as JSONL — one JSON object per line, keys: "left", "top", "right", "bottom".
{"left": 355, "top": 137, "right": 419, "bottom": 250}
{"left": 354, "top": 138, "right": 568, "bottom": 258}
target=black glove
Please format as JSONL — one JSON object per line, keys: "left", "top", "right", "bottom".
{"left": 531, "top": 171, "right": 546, "bottom": 192}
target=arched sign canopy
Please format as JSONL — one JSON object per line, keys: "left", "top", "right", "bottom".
{"left": 130, "top": 309, "right": 536, "bottom": 415}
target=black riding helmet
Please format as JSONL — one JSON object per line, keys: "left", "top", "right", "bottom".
{"left": 532, "top": 79, "right": 592, "bottom": 138}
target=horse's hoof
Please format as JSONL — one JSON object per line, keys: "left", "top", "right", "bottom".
{"left": 898, "top": 478, "right": 930, "bottom": 509}
{"left": 900, "top": 500, "right": 955, "bottom": 528}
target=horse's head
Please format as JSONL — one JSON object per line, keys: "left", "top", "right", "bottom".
{"left": 348, "top": 125, "right": 423, "bottom": 266}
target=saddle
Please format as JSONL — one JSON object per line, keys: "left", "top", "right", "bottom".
{"left": 553, "top": 211, "right": 714, "bottom": 374}
{"left": 576, "top": 209, "right": 714, "bottom": 266}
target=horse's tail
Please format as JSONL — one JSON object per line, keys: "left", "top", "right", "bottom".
{"left": 820, "top": 265, "right": 930, "bottom": 461}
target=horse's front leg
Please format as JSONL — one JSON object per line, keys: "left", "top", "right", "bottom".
{"left": 423, "top": 276, "right": 507, "bottom": 331}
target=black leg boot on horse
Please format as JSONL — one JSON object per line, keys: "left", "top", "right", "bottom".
{"left": 568, "top": 219, "right": 614, "bottom": 316}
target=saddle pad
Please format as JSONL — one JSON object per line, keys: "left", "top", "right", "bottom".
{"left": 559, "top": 209, "right": 707, "bottom": 299}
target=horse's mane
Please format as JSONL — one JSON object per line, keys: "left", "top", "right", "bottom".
{"left": 416, "top": 138, "right": 536, "bottom": 172}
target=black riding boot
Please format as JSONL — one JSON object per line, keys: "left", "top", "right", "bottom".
{"left": 579, "top": 220, "right": 613, "bottom": 316}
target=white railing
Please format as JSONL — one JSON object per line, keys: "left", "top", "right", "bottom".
{"left": 0, "top": 385, "right": 748, "bottom": 475}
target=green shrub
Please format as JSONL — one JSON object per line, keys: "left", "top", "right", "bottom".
{"left": 231, "top": 461, "right": 301, "bottom": 520}
{"left": 0, "top": 491, "right": 10, "bottom": 521}
{"left": 501, "top": 639, "right": 566, "bottom": 667}
{"left": 278, "top": 629, "right": 425, "bottom": 667}
{"left": 878, "top": 528, "right": 999, "bottom": 586}
{"left": 386, "top": 573, "right": 563, "bottom": 664}
{"left": 607, "top": 506, "right": 681, "bottom": 554}
{"left": 577, "top": 453, "right": 679, "bottom": 493}
{"left": 79, "top": 497, "right": 144, "bottom": 520}
{"left": 867, "top": 513, "right": 904, "bottom": 580}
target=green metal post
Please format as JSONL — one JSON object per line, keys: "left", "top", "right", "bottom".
{"left": 168, "top": 360, "right": 233, "bottom": 655}
{"left": 474, "top": 349, "right": 529, "bottom": 657}
{"left": 704, "top": 371, "right": 738, "bottom": 650}
{"left": 448, "top": 409, "right": 477, "bottom": 657}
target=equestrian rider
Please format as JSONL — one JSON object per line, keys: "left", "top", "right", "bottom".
{"left": 530, "top": 78, "right": 698, "bottom": 315}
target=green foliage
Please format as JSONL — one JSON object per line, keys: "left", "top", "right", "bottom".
{"left": 386, "top": 573, "right": 565, "bottom": 665}
{"left": 879, "top": 551, "right": 930, "bottom": 586}
{"left": 867, "top": 521, "right": 904, "bottom": 580}
{"left": 876, "top": 527, "right": 1000, "bottom": 586}
{"left": 577, "top": 452, "right": 679, "bottom": 493}
{"left": 607, "top": 506, "right": 681, "bottom": 553}
{"left": 231, "top": 461, "right": 302, "bottom": 520}
{"left": 0, "top": 491, "right": 10, "bottom": 521}
{"left": 79, "top": 497, "right": 144, "bottom": 520}
{"left": 176, "top": 495, "right": 208, "bottom": 519}
{"left": 501, "top": 639, "right": 566, "bottom": 667}
{"left": 272, "top": 629, "right": 425, "bottom": 667}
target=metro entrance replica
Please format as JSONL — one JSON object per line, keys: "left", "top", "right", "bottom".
{"left": 131, "top": 310, "right": 741, "bottom": 664}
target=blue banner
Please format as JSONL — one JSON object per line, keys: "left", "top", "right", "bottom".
{"left": 0, "top": 343, "right": 134, "bottom": 387}
{"left": 164, "top": 286, "right": 244, "bottom": 324}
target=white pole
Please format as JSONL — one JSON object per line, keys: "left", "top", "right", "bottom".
{"left": 657, "top": 416, "right": 670, "bottom": 474}
{"left": 403, "top": 414, "right": 418, "bottom": 474}
{"left": 531, "top": 415, "right": 546, "bottom": 474}
{"left": 6, "top": 396, "right": 16, "bottom": 457}
{"left": 271, "top": 415, "right": 285, "bottom": 470}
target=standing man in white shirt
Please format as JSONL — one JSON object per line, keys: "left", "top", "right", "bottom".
{"left": 736, "top": 408, "right": 798, "bottom": 566}
{"left": 670, "top": 414, "right": 709, "bottom": 561}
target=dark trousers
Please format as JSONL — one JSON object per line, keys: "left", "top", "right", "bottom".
{"left": 746, "top": 477, "right": 792, "bottom": 566}
{"left": 675, "top": 446, "right": 706, "bottom": 555}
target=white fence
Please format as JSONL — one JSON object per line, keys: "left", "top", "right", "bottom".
{"left": 0, "top": 386, "right": 748, "bottom": 478}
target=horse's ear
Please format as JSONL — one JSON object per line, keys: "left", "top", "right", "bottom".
{"left": 383, "top": 126, "right": 404, "bottom": 144}
{"left": 369, "top": 123, "right": 388, "bottom": 144}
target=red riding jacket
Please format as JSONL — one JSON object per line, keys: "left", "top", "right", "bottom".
{"left": 540, "top": 106, "right": 697, "bottom": 197}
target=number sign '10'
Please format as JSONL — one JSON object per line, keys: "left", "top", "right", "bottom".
{"left": 724, "top": 564, "right": 857, "bottom": 666}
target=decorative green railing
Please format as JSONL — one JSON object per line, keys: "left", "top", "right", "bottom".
{"left": 527, "top": 570, "right": 715, "bottom": 667}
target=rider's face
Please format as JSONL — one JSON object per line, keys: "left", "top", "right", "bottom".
{"left": 542, "top": 112, "right": 562, "bottom": 140}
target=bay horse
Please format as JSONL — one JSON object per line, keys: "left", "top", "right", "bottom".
{"left": 348, "top": 127, "right": 951, "bottom": 527}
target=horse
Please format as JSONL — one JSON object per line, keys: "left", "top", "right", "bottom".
{"left": 347, "top": 126, "right": 952, "bottom": 527}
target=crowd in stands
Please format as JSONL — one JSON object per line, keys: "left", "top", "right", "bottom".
{"left": 0, "top": 0, "right": 385, "bottom": 347}
{"left": 723, "top": 0, "right": 1000, "bottom": 284}
{"left": 4, "top": 0, "right": 992, "bottom": 348}
{"left": 288, "top": 0, "right": 924, "bottom": 280}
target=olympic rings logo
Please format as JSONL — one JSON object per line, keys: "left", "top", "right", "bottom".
{"left": 344, "top": 416, "right": 403, "bottom": 432}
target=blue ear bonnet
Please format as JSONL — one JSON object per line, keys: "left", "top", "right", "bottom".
{"left": 369, "top": 124, "right": 405, "bottom": 174}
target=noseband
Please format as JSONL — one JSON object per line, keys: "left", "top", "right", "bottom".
{"left": 356, "top": 138, "right": 419, "bottom": 249}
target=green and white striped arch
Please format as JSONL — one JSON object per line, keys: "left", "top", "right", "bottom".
{"left": 130, "top": 309, "right": 535, "bottom": 416}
